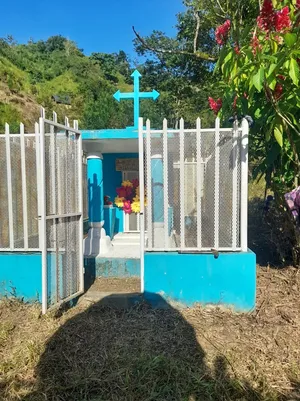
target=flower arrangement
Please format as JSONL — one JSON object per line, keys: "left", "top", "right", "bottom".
{"left": 115, "top": 179, "right": 145, "bottom": 214}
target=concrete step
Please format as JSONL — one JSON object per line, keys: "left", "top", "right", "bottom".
{"left": 112, "top": 233, "right": 145, "bottom": 246}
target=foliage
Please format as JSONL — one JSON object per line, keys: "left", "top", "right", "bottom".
{"left": 213, "top": 0, "right": 300, "bottom": 263}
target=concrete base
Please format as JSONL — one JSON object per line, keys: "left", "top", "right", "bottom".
{"left": 84, "top": 222, "right": 112, "bottom": 257}
{"left": 0, "top": 253, "right": 42, "bottom": 301}
{"left": 144, "top": 250, "right": 256, "bottom": 311}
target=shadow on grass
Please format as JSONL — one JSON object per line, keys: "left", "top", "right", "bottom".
{"left": 248, "top": 197, "right": 292, "bottom": 268}
{"left": 20, "top": 293, "right": 299, "bottom": 401}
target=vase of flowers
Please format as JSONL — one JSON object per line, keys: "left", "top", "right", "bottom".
{"left": 114, "top": 179, "right": 145, "bottom": 214}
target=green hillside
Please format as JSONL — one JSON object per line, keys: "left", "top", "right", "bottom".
{"left": 0, "top": 34, "right": 216, "bottom": 132}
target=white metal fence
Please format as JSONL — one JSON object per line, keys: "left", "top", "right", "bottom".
{"left": 139, "top": 117, "right": 249, "bottom": 254}
{"left": 0, "top": 113, "right": 88, "bottom": 254}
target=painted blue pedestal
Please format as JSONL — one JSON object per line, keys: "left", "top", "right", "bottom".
{"left": 144, "top": 251, "right": 256, "bottom": 311}
{"left": 103, "top": 206, "right": 116, "bottom": 239}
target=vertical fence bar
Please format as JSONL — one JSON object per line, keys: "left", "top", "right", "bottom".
{"left": 5, "top": 123, "right": 14, "bottom": 250}
{"left": 35, "top": 122, "right": 41, "bottom": 250}
{"left": 146, "top": 119, "right": 152, "bottom": 251}
{"left": 214, "top": 117, "right": 220, "bottom": 250}
{"left": 75, "top": 119, "right": 84, "bottom": 293}
{"left": 241, "top": 119, "right": 249, "bottom": 252}
{"left": 179, "top": 118, "right": 185, "bottom": 250}
{"left": 196, "top": 117, "right": 202, "bottom": 249}
{"left": 232, "top": 121, "right": 239, "bottom": 250}
{"left": 39, "top": 117, "right": 48, "bottom": 314}
{"left": 50, "top": 113, "right": 56, "bottom": 215}
{"left": 163, "top": 119, "right": 169, "bottom": 248}
{"left": 138, "top": 117, "right": 145, "bottom": 293}
{"left": 20, "top": 123, "right": 29, "bottom": 250}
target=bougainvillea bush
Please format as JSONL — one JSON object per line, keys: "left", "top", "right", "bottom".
{"left": 211, "top": 0, "right": 300, "bottom": 264}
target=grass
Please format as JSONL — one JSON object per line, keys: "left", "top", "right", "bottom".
{"left": 1, "top": 267, "right": 300, "bottom": 400}
{"left": 1, "top": 180, "right": 300, "bottom": 401}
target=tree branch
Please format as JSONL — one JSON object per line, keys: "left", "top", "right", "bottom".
{"left": 132, "top": 26, "right": 216, "bottom": 62}
{"left": 193, "top": 11, "right": 201, "bottom": 53}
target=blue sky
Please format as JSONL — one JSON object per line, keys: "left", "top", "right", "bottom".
{"left": 0, "top": 0, "right": 184, "bottom": 58}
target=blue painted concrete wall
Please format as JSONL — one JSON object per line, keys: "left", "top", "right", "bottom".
{"left": 88, "top": 157, "right": 104, "bottom": 223}
{"left": 85, "top": 257, "right": 140, "bottom": 280}
{"left": 0, "top": 253, "right": 42, "bottom": 301}
{"left": 102, "top": 153, "right": 138, "bottom": 234}
{"left": 144, "top": 251, "right": 256, "bottom": 311}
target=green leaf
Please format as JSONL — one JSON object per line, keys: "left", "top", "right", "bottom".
{"left": 289, "top": 58, "right": 299, "bottom": 86}
{"left": 274, "top": 126, "right": 283, "bottom": 147}
{"left": 284, "top": 33, "right": 297, "bottom": 48}
{"left": 253, "top": 67, "right": 264, "bottom": 92}
{"left": 267, "top": 64, "right": 277, "bottom": 78}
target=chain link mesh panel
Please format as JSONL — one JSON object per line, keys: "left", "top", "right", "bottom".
{"left": 44, "top": 123, "right": 82, "bottom": 309}
{"left": 0, "top": 132, "right": 39, "bottom": 250}
{"left": 0, "top": 136, "right": 9, "bottom": 248}
{"left": 144, "top": 123, "right": 243, "bottom": 252}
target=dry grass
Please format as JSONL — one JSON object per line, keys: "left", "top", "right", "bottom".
{"left": 0, "top": 269, "right": 300, "bottom": 401}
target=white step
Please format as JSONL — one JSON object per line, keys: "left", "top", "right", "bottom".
{"left": 112, "top": 233, "right": 141, "bottom": 246}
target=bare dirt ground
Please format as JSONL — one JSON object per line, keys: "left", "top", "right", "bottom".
{"left": 1, "top": 267, "right": 300, "bottom": 401}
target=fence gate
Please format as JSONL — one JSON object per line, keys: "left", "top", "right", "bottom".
{"left": 37, "top": 115, "right": 84, "bottom": 313}
{"left": 139, "top": 116, "right": 248, "bottom": 262}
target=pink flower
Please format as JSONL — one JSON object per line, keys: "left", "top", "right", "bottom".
{"left": 275, "top": 6, "right": 291, "bottom": 32}
{"left": 123, "top": 200, "right": 132, "bottom": 214}
{"left": 208, "top": 97, "right": 222, "bottom": 115}
{"left": 215, "top": 20, "right": 231, "bottom": 46}
{"left": 257, "top": 0, "right": 275, "bottom": 32}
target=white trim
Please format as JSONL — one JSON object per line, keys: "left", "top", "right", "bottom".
{"left": 35, "top": 122, "right": 41, "bottom": 251}
{"left": 196, "top": 117, "right": 202, "bottom": 249}
{"left": 20, "top": 123, "right": 29, "bottom": 250}
{"left": 232, "top": 121, "right": 239, "bottom": 250}
{"left": 87, "top": 152, "right": 103, "bottom": 160}
{"left": 163, "top": 119, "right": 169, "bottom": 248}
{"left": 214, "top": 117, "right": 220, "bottom": 249}
{"left": 241, "top": 119, "right": 249, "bottom": 252}
{"left": 76, "top": 119, "right": 84, "bottom": 294}
{"left": 138, "top": 117, "right": 145, "bottom": 294}
{"left": 5, "top": 123, "right": 14, "bottom": 249}
{"left": 39, "top": 117, "right": 48, "bottom": 315}
{"left": 146, "top": 119, "right": 152, "bottom": 250}
{"left": 179, "top": 118, "right": 185, "bottom": 250}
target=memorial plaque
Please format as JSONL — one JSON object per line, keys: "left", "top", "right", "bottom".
{"left": 116, "top": 158, "right": 139, "bottom": 171}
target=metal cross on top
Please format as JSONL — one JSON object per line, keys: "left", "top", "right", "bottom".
{"left": 113, "top": 70, "right": 160, "bottom": 129}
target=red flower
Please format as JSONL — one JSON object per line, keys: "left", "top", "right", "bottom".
{"left": 296, "top": 0, "right": 300, "bottom": 9}
{"left": 251, "top": 35, "right": 262, "bottom": 55}
{"left": 116, "top": 187, "right": 127, "bottom": 198}
{"left": 215, "top": 20, "right": 231, "bottom": 46}
{"left": 257, "top": 0, "right": 275, "bottom": 32}
{"left": 234, "top": 44, "right": 241, "bottom": 55}
{"left": 233, "top": 95, "right": 238, "bottom": 109}
{"left": 277, "top": 74, "right": 286, "bottom": 81}
{"left": 274, "top": 83, "right": 283, "bottom": 100}
{"left": 208, "top": 97, "right": 222, "bottom": 115}
{"left": 275, "top": 6, "right": 291, "bottom": 32}
{"left": 131, "top": 178, "right": 139, "bottom": 188}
